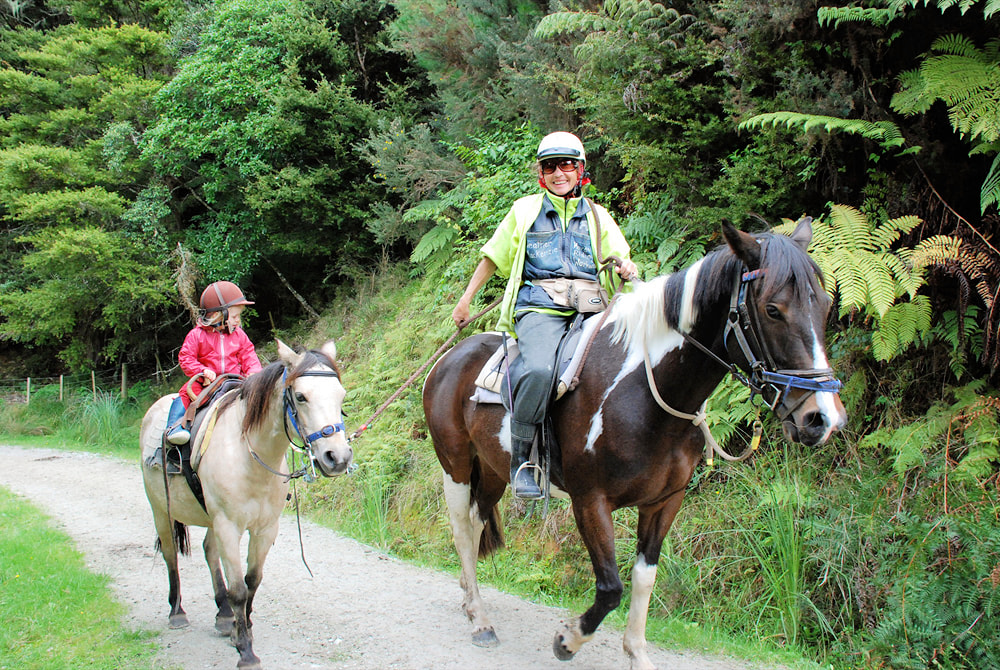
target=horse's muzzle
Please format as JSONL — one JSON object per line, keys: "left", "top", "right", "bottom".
{"left": 312, "top": 442, "right": 353, "bottom": 476}
{"left": 781, "top": 392, "right": 847, "bottom": 446}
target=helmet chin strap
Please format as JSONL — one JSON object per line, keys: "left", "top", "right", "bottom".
{"left": 211, "top": 282, "right": 232, "bottom": 333}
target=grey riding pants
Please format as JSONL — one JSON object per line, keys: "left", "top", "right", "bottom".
{"left": 510, "top": 310, "right": 575, "bottom": 444}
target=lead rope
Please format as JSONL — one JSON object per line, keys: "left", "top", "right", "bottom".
{"left": 348, "top": 297, "right": 503, "bottom": 443}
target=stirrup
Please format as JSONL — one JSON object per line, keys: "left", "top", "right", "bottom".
{"left": 512, "top": 461, "right": 543, "bottom": 500}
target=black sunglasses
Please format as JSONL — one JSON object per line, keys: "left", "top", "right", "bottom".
{"left": 540, "top": 158, "right": 580, "bottom": 174}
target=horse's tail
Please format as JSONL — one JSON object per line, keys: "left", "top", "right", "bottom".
{"left": 154, "top": 521, "right": 191, "bottom": 557}
{"left": 471, "top": 456, "right": 504, "bottom": 557}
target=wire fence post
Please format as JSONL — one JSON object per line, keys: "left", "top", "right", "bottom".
{"left": 121, "top": 363, "right": 127, "bottom": 399}
{"left": 91, "top": 370, "right": 96, "bottom": 400}
{"left": 59, "top": 374, "right": 64, "bottom": 402}
{"left": 26, "top": 377, "right": 30, "bottom": 405}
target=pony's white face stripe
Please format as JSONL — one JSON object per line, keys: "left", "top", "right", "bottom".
{"left": 808, "top": 309, "right": 846, "bottom": 438}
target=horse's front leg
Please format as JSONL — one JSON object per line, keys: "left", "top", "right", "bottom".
{"left": 443, "top": 473, "right": 498, "bottom": 647}
{"left": 213, "top": 521, "right": 260, "bottom": 670}
{"left": 555, "top": 494, "right": 622, "bottom": 661}
{"left": 623, "top": 494, "right": 687, "bottom": 670}
{"left": 203, "top": 530, "right": 234, "bottom": 634}
{"left": 244, "top": 521, "right": 279, "bottom": 633}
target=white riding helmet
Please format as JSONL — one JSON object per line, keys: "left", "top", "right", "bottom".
{"left": 536, "top": 132, "right": 586, "bottom": 164}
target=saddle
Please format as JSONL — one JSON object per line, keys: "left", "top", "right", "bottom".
{"left": 157, "top": 375, "right": 244, "bottom": 473}
{"left": 471, "top": 312, "right": 603, "bottom": 408}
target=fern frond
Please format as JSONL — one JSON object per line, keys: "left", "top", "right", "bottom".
{"left": 817, "top": 6, "right": 900, "bottom": 27}
{"left": 981, "top": 153, "right": 1000, "bottom": 212}
{"left": 534, "top": 10, "right": 608, "bottom": 38}
{"left": 739, "top": 113, "right": 907, "bottom": 151}
{"left": 410, "top": 223, "right": 458, "bottom": 264}
{"left": 911, "top": 234, "right": 965, "bottom": 270}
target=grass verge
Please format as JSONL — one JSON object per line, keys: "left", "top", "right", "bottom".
{"left": 0, "top": 486, "right": 160, "bottom": 670}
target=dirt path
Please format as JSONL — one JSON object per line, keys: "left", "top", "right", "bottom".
{"left": 0, "top": 445, "right": 767, "bottom": 670}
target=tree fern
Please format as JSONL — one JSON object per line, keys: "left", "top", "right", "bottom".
{"left": 775, "top": 206, "right": 961, "bottom": 361}
{"left": 891, "top": 34, "right": 1000, "bottom": 212}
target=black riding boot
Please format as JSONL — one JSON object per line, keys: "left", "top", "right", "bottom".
{"left": 510, "top": 436, "right": 542, "bottom": 500}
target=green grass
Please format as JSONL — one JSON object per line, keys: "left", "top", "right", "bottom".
{"left": 0, "top": 487, "right": 160, "bottom": 670}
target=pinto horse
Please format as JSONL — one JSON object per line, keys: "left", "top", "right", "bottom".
{"left": 140, "top": 340, "right": 352, "bottom": 670}
{"left": 423, "top": 219, "right": 847, "bottom": 670}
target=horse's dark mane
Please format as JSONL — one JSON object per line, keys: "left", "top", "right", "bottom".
{"left": 220, "top": 348, "right": 340, "bottom": 437}
{"left": 662, "top": 231, "right": 826, "bottom": 331}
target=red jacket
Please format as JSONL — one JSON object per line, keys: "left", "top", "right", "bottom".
{"left": 178, "top": 324, "right": 262, "bottom": 406}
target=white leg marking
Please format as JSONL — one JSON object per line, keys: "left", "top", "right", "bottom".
{"left": 443, "top": 474, "right": 491, "bottom": 633}
{"left": 624, "top": 556, "right": 658, "bottom": 670}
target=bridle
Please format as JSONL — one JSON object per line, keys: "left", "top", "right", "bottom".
{"left": 248, "top": 365, "right": 345, "bottom": 482}
{"left": 679, "top": 259, "right": 842, "bottom": 420}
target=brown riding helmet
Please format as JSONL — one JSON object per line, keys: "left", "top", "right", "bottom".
{"left": 200, "top": 281, "right": 254, "bottom": 314}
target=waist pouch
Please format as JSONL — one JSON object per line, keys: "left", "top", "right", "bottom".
{"left": 535, "top": 278, "right": 608, "bottom": 313}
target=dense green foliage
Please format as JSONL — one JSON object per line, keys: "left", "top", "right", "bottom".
{"left": 2, "top": 0, "right": 1000, "bottom": 668}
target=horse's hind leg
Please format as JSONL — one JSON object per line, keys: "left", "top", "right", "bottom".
{"left": 554, "top": 494, "right": 623, "bottom": 661}
{"left": 622, "top": 496, "right": 687, "bottom": 670}
{"left": 152, "top": 510, "right": 190, "bottom": 629}
{"left": 443, "top": 471, "right": 499, "bottom": 647}
{"left": 203, "top": 531, "right": 234, "bottom": 634}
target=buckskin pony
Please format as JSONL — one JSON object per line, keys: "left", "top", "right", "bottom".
{"left": 140, "top": 340, "right": 352, "bottom": 670}
{"left": 422, "top": 220, "right": 847, "bottom": 670}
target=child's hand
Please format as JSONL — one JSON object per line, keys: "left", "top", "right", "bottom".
{"left": 202, "top": 369, "right": 217, "bottom": 382}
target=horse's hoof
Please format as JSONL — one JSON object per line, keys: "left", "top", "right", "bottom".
{"left": 553, "top": 632, "right": 576, "bottom": 661}
{"left": 215, "top": 615, "right": 235, "bottom": 635}
{"left": 236, "top": 659, "right": 261, "bottom": 670}
{"left": 168, "top": 613, "right": 190, "bottom": 629}
{"left": 472, "top": 628, "right": 499, "bottom": 647}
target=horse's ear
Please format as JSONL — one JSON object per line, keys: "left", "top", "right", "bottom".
{"left": 789, "top": 215, "right": 813, "bottom": 252}
{"left": 722, "top": 221, "right": 761, "bottom": 270}
{"left": 320, "top": 340, "right": 337, "bottom": 362}
{"left": 276, "top": 339, "right": 301, "bottom": 367}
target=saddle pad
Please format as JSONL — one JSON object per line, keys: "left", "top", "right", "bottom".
{"left": 190, "top": 388, "right": 240, "bottom": 472}
{"left": 471, "top": 314, "right": 603, "bottom": 405}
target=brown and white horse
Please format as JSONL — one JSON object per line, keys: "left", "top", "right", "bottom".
{"left": 422, "top": 220, "right": 846, "bottom": 670}
{"left": 140, "top": 340, "right": 351, "bottom": 670}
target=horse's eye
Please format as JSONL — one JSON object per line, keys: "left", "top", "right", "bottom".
{"left": 765, "top": 304, "right": 783, "bottom": 320}
{"left": 295, "top": 392, "right": 307, "bottom": 403}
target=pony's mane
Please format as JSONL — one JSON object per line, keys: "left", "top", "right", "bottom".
{"left": 221, "top": 348, "right": 340, "bottom": 437}
{"left": 611, "top": 231, "right": 826, "bottom": 351}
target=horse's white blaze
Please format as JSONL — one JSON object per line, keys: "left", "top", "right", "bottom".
{"left": 623, "top": 555, "right": 658, "bottom": 670}
{"left": 809, "top": 312, "right": 847, "bottom": 440}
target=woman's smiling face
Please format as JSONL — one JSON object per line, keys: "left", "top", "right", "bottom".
{"left": 539, "top": 158, "right": 581, "bottom": 197}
